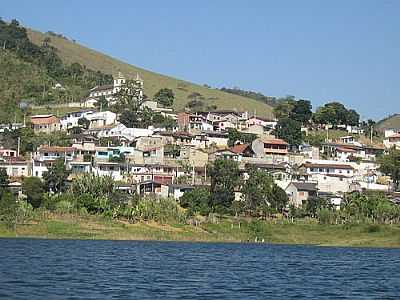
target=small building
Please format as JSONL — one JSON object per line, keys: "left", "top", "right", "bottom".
{"left": 0, "top": 158, "right": 30, "bottom": 178}
{"left": 285, "top": 182, "right": 318, "bottom": 207}
{"left": 384, "top": 133, "right": 400, "bottom": 149}
{"left": 30, "top": 115, "right": 60, "bottom": 134}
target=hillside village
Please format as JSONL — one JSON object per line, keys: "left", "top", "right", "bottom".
{"left": 1, "top": 70, "right": 400, "bottom": 212}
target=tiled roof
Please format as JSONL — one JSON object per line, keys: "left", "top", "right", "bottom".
{"left": 336, "top": 147, "right": 356, "bottom": 153}
{"left": 291, "top": 182, "right": 318, "bottom": 191}
{"left": 303, "top": 162, "right": 354, "bottom": 170}
{"left": 229, "top": 144, "right": 250, "bottom": 154}
{"left": 31, "top": 115, "right": 59, "bottom": 125}
{"left": 262, "top": 138, "right": 288, "bottom": 145}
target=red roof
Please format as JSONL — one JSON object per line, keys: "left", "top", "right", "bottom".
{"left": 39, "top": 146, "right": 76, "bottom": 153}
{"left": 336, "top": 147, "right": 356, "bottom": 153}
{"left": 389, "top": 133, "right": 400, "bottom": 138}
{"left": 31, "top": 115, "right": 59, "bottom": 125}
{"left": 263, "top": 138, "right": 288, "bottom": 146}
{"left": 229, "top": 144, "right": 250, "bottom": 154}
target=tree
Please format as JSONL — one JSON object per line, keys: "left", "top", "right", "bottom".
{"left": 43, "top": 159, "right": 70, "bottom": 193}
{"left": 306, "top": 196, "right": 329, "bottom": 217}
{"left": 270, "top": 185, "right": 288, "bottom": 213}
{"left": 95, "top": 95, "right": 108, "bottom": 110}
{"left": 179, "top": 188, "right": 211, "bottom": 216}
{"left": 346, "top": 109, "right": 360, "bottom": 127}
{"left": 22, "top": 177, "right": 44, "bottom": 208}
{"left": 78, "top": 117, "right": 90, "bottom": 129}
{"left": 273, "top": 96, "right": 296, "bottom": 119}
{"left": 227, "top": 128, "right": 257, "bottom": 147}
{"left": 379, "top": 149, "right": 400, "bottom": 191}
{"left": 274, "top": 118, "right": 303, "bottom": 147}
{"left": 0, "top": 191, "right": 17, "bottom": 228}
{"left": 313, "top": 105, "right": 337, "bottom": 126}
{"left": 242, "top": 169, "right": 274, "bottom": 214}
{"left": 290, "top": 99, "right": 312, "bottom": 124}
{"left": 119, "top": 110, "right": 138, "bottom": 128}
{"left": 209, "top": 159, "right": 241, "bottom": 213}
{"left": 0, "top": 168, "right": 9, "bottom": 195}
{"left": 154, "top": 88, "right": 174, "bottom": 107}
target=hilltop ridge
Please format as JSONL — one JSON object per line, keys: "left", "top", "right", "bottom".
{"left": 27, "top": 29, "right": 274, "bottom": 118}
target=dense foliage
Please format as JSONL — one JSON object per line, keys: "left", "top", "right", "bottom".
{"left": 0, "top": 18, "right": 112, "bottom": 119}
{"left": 227, "top": 128, "right": 257, "bottom": 147}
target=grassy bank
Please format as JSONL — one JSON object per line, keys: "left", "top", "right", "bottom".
{"left": 1, "top": 213, "right": 399, "bottom": 248}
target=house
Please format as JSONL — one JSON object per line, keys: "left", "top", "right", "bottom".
{"left": 213, "top": 120, "right": 236, "bottom": 131}
{"left": 85, "top": 111, "right": 117, "bottom": 129}
{"left": 168, "top": 184, "right": 197, "bottom": 200}
{"left": 384, "top": 133, "right": 400, "bottom": 149}
{"left": 0, "top": 158, "right": 30, "bottom": 178}
{"left": 141, "top": 100, "right": 173, "bottom": 113}
{"left": 60, "top": 110, "right": 96, "bottom": 129}
{"left": 36, "top": 146, "right": 76, "bottom": 162}
{"left": 0, "top": 148, "right": 17, "bottom": 158}
{"left": 246, "top": 116, "right": 277, "bottom": 130}
{"left": 178, "top": 147, "right": 209, "bottom": 167}
{"left": 300, "top": 160, "right": 356, "bottom": 194}
{"left": 125, "top": 164, "right": 175, "bottom": 185}
{"left": 177, "top": 112, "right": 209, "bottom": 133}
{"left": 68, "top": 161, "right": 92, "bottom": 175}
{"left": 285, "top": 182, "right": 318, "bottom": 207}
{"left": 251, "top": 137, "right": 289, "bottom": 159}
{"left": 0, "top": 123, "right": 24, "bottom": 133}
{"left": 30, "top": 115, "right": 60, "bottom": 134}
{"left": 338, "top": 135, "right": 354, "bottom": 144}
{"left": 93, "top": 162, "right": 123, "bottom": 180}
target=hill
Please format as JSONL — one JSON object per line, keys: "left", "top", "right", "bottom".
{"left": 27, "top": 29, "right": 274, "bottom": 118}
{"left": 376, "top": 114, "right": 400, "bottom": 131}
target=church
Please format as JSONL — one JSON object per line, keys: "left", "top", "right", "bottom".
{"left": 86, "top": 72, "right": 144, "bottom": 106}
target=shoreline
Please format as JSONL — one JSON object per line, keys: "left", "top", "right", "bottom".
{"left": 1, "top": 214, "right": 399, "bottom": 248}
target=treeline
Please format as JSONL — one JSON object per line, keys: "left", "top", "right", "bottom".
{"left": 0, "top": 18, "right": 112, "bottom": 104}
{"left": 1, "top": 159, "right": 399, "bottom": 230}
{"left": 219, "top": 87, "right": 279, "bottom": 107}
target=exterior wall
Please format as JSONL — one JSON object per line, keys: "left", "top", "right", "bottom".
{"left": 285, "top": 184, "right": 309, "bottom": 207}
{"left": 310, "top": 174, "right": 352, "bottom": 194}
{"left": 0, "top": 163, "right": 29, "bottom": 177}
{"left": 32, "top": 122, "right": 60, "bottom": 134}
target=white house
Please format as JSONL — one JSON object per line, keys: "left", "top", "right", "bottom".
{"left": 384, "top": 133, "right": 400, "bottom": 149}
{"left": 85, "top": 111, "right": 117, "bottom": 129}
{"left": 0, "top": 158, "right": 29, "bottom": 178}
{"left": 60, "top": 110, "right": 96, "bottom": 129}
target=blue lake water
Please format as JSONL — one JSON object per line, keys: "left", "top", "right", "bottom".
{"left": 0, "top": 239, "right": 399, "bottom": 299}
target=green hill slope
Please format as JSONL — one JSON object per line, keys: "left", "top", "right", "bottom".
{"left": 27, "top": 29, "right": 274, "bottom": 118}
{"left": 376, "top": 114, "right": 400, "bottom": 131}
{"left": 0, "top": 50, "right": 55, "bottom": 121}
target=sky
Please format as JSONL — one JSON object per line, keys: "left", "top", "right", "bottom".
{"left": 1, "top": 0, "right": 399, "bottom": 120}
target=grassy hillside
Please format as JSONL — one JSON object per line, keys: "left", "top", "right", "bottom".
{"left": 376, "top": 114, "right": 400, "bottom": 131}
{"left": 28, "top": 29, "right": 274, "bottom": 118}
{"left": 0, "top": 50, "right": 54, "bottom": 122}
{"left": 1, "top": 213, "right": 400, "bottom": 247}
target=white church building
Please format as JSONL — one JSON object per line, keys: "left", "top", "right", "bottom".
{"left": 85, "top": 72, "right": 144, "bottom": 107}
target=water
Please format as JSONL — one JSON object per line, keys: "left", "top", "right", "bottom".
{"left": 0, "top": 239, "right": 399, "bottom": 299}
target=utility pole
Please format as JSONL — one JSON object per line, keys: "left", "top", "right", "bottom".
{"left": 370, "top": 125, "right": 373, "bottom": 144}
{"left": 17, "top": 137, "right": 20, "bottom": 157}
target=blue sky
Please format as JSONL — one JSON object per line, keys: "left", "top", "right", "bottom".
{"left": 2, "top": 0, "right": 399, "bottom": 120}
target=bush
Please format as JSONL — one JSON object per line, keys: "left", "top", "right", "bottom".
{"left": 55, "top": 200, "right": 74, "bottom": 214}
{"left": 122, "top": 197, "right": 186, "bottom": 224}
